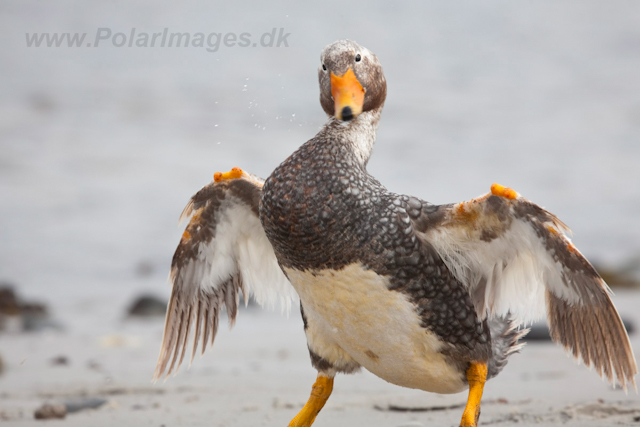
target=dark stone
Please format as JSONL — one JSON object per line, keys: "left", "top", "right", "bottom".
{"left": 50, "top": 355, "right": 69, "bottom": 366}
{"left": 127, "top": 295, "right": 167, "bottom": 317}
{"left": 0, "top": 286, "right": 20, "bottom": 316}
{"left": 21, "top": 302, "right": 51, "bottom": 331}
{"left": 34, "top": 404, "right": 67, "bottom": 420}
{"left": 0, "top": 284, "right": 52, "bottom": 332}
{"left": 33, "top": 398, "right": 107, "bottom": 419}
{"left": 64, "top": 398, "right": 107, "bottom": 413}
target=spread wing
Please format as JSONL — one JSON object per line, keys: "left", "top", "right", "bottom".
{"left": 154, "top": 171, "right": 297, "bottom": 380}
{"left": 413, "top": 186, "right": 637, "bottom": 390}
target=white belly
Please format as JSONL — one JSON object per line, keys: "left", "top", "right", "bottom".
{"left": 284, "top": 263, "right": 466, "bottom": 394}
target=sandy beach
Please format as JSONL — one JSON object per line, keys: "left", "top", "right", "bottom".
{"left": 1, "top": 289, "right": 639, "bottom": 426}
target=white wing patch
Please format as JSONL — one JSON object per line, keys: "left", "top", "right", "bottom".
{"left": 234, "top": 206, "right": 298, "bottom": 310}
{"left": 155, "top": 176, "right": 297, "bottom": 380}
{"left": 426, "top": 213, "right": 572, "bottom": 324}
{"left": 177, "top": 201, "right": 296, "bottom": 310}
{"left": 417, "top": 191, "right": 637, "bottom": 389}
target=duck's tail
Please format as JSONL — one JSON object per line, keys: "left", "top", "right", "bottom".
{"left": 487, "top": 316, "right": 529, "bottom": 380}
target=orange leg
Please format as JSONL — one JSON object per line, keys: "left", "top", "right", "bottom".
{"left": 288, "top": 374, "right": 334, "bottom": 427}
{"left": 460, "top": 362, "right": 488, "bottom": 427}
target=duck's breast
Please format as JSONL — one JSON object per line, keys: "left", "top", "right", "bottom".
{"left": 285, "top": 263, "right": 467, "bottom": 394}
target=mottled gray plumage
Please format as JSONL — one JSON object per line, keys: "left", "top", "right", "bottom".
{"left": 262, "top": 40, "right": 497, "bottom": 377}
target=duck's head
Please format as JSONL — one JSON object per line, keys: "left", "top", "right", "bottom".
{"left": 319, "top": 40, "right": 387, "bottom": 122}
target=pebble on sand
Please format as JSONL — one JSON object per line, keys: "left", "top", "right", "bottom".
{"left": 33, "top": 398, "right": 108, "bottom": 420}
{"left": 49, "top": 355, "right": 69, "bottom": 366}
{"left": 127, "top": 295, "right": 167, "bottom": 317}
{"left": 34, "top": 404, "right": 67, "bottom": 420}
{"left": 0, "top": 284, "right": 51, "bottom": 332}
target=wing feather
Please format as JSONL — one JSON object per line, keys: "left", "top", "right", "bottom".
{"left": 417, "top": 191, "right": 637, "bottom": 389}
{"left": 154, "top": 173, "right": 297, "bottom": 380}
{"left": 191, "top": 298, "right": 203, "bottom": 364}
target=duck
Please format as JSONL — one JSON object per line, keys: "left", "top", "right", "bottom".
{"left": 154, "top": 39, "right": 637, "bottom": 427}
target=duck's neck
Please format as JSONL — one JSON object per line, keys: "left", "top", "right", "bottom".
{"left": 319, "top": 106, "right": 383, "bottom": 167}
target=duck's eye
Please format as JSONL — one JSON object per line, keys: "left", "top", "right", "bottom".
{"left": 322, "top": 64, "right": 327, "bottom": 71}
{"left": 355, "top": 54, "right": 362, "bottom": 62}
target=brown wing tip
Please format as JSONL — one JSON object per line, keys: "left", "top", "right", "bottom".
{"left": 153, "top": 282, "right": 237, "bottom": 380}
{"left": 547, "top": 291, "right": 638, "bottom": 392}
{"left": 153, "top": 290, "right": 200, "bottom": 380}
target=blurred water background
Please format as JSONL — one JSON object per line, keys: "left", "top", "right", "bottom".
{"left": 1, "top": 1, "right": 640, "bottom": 332}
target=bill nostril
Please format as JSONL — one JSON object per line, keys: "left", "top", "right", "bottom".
{"left": 341, "top": 106, "right": 353, "bottom": 121}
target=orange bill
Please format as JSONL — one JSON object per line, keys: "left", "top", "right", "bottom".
{"left": 330, "top": 68, "right": 365, "bottom": 121}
